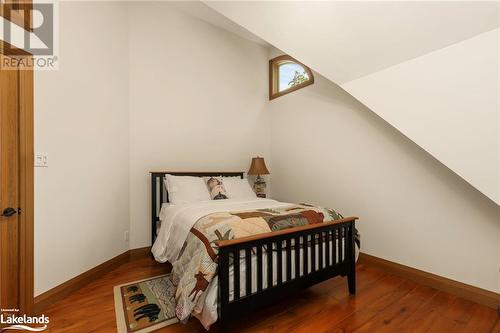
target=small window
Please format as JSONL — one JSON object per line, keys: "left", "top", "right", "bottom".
{"left": 269, "top": 55, "right": 314, "bottom": 100}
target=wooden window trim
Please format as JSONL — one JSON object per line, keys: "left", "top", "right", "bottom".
{"left": 269, "top": 55, "right": 314, "bottom": 100}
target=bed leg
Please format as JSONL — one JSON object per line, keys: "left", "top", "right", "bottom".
{"left": 348, "top": 269, "right": 356, "bottom": 295}
{"left": 218, "top": 247, "right": 230, "bottom": 332}
{"left": 347, "top": 223, "right": 356, "bottom": 295}
{"left": 219, "top": 319, "right": 229, "bottom": 333}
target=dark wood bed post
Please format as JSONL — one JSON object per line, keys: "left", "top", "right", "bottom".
{"left": 151, "top": 173, "right": 157, "bottom": 244}
{"left": 347, "top": 222, "right": 356, "bottom": 295}
{"left": 217, "top": 246, "right": 230, "bottom": 332}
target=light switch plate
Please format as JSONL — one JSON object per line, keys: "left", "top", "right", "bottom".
{"left": 35, "top": 152, "right": 48, "bottom": 167}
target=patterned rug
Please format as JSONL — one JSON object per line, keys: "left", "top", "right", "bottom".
{"left": 114, "top": 274, "right": 178, "bottom": 333}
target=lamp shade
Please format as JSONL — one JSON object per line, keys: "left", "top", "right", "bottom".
{"left": 248, "top": 157, "right": 270, "bottom": 175}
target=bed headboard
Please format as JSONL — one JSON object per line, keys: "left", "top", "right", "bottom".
{"left": 150, "top": 171, "right": 244, "bottom": 245}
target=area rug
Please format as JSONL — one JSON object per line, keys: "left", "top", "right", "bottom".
{"left": 114, "top": 274, "right": 178, "bottom": 333}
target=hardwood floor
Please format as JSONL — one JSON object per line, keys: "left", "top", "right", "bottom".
{"left": 42, "top": 253, "right": 499, "bottom": 332}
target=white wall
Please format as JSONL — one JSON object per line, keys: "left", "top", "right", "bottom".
{"left": 270, "top": 70, "right": 500, "bottom": 293}
{"left": 342, "top": 29, "right": 499, "bottom": 204}
{"left": 34, "top": 2, "right": 130, "bottom": 295}
{"left": 33, "top": 0, "right": 270, "bottom": 295}
{"left": 127, "top": 2, "right": 270, "bottom": 248}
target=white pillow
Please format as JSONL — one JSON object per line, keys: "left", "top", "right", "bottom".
{"left": 223, "top": 178, "right": 257, "bottom": 199}
{"left": 164, "top": 175, "right": 210, "bottom": 204}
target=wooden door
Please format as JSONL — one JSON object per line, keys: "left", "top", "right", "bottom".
{"left": 0, "top": 53, "right": 20, "bottom": 312}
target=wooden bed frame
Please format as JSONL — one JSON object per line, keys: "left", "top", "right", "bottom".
{"left": 151, "top": 171, "right": 357, "bottom": 331}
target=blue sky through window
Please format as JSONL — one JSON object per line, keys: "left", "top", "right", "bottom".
{"left": 278, "top": 63, "right": 309, "bottom": 92}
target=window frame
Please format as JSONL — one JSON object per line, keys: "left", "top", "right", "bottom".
{"left": 269, "top": 55, "right": 314, "bottom": 100}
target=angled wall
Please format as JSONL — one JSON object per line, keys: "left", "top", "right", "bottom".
{"left": 205, "top": 1, "right": 500, "bottom": 204}
{"left": 342, "top": 29, "right": 499, "bottom": 204}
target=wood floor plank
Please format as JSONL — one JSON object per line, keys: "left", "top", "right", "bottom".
{"left": 425, "top": 297, "right": 476, "bottom": 333}
{"left": 301, "top": 279, "right": 418, "bottom": 333}
{"left": 352, "top": 285, "right": 436, "bottom": 332}
{"left": 232, "top": 263, "right": 390, "bottom": 333}
{"left": 491, "top": 319, "right": 500, "bottom": 333}
{"left": 244, "top": 270, "right": 400, "bottom": 333}
{"left": 394, "top": 290, "right": 457, "bottom": 332}
{"left": 454, "top": 303, "right": 498, "bottom": 333}
{"left": 41, "top": 252, "right": 499, "bottom": 333}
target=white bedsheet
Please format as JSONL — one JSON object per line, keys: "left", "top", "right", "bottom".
{"left": 151, "top": 198, "right": 291, "bottom": 263}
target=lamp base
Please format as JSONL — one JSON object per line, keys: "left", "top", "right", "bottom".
{"left": 253, "top": 175, "right": 267, "bottom": 198}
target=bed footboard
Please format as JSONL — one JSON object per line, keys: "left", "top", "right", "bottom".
{"left": 216, "top": 217, "right": 357, "bottom": 332}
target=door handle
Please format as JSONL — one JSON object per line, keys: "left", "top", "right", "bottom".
{"left": 1, "top": 207, "right": 17, "bottom": 217}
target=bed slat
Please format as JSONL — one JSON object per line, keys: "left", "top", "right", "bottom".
{"left": 338, "top": 227, "right": 343, "bottom": 263}
{"left": 245, "top": 247, "right": 252, "bottom": 296}
{"left": 318, "top": 231, "right": 323, "bottom": 269}
{"left": 303, "top": 235, "right": 309, "bottom": 275}
{"left": 233, "top": 249, "right": 240, "bottom": 300}
{"left": 276, "top": 241, "right": 283, "bottom": 285}
{"left": 313, "top": 232, "right": 318, "bottom": 272}
{"left": 256, "top": 245, "right": 263, "bottom": 292}
{"left": 334, "top": 229, "right": 338, "bottom": 264}
{"left": 267, "top": 242, "right": 273, "bottom": 289}
{"left": 325, "top": 230, "right": 331, "bottom": 267}
{"left": 294, "top": 236, "right": 300, "bottom": 279}
{"left": 285, "top": 239, "right": 292, "bottom": 282}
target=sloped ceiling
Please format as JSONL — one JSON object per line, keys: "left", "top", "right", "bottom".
{"left": 168, "top": 1, "right": 269, "bottom": 46}
{"left": 204, "top": 1, "right": 500, "bottom": 204}
{"left": 204, "top": 1, "right": 498, "bottom": 84}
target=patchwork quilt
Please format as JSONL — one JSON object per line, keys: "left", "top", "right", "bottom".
{"left": 170, "top": 203, "right": 360, "bottom": 322}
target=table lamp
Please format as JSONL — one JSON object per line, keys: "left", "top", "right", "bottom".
{"left": 248, "top": 156, "right": 270, "bottom": 198}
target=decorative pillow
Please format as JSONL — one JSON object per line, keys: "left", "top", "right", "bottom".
{"left": 223, "top": 178, "right": 257, "bottom": 199}
{"left": 205, "top": 177, "right": 228, "bottom": 200}
{"left": 164, "top": 175, "right": 211, "bottom": 204}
